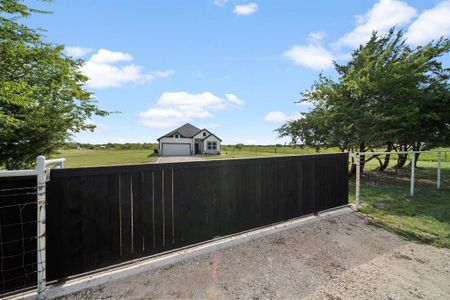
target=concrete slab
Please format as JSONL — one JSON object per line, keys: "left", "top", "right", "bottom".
{"left": 156, "top": 156, "right": 205, "bottom": 163}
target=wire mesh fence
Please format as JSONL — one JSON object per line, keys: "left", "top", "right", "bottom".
{"left": 355, "top": 151, "right": 449, "bottom": 194}
{"left": 0, "top": 177, "right": 38, "bottom": 295}
{"left": 349, "top": 150, "right": 450, "bottom": 247}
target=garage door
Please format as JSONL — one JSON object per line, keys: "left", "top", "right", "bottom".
{"left": 162, "top": 143, "right": 191, "bottom": 156}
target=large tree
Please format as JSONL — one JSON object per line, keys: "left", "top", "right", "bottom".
{"left": 278, "top": 29, "right": 450, "bottom": 171}
{"left": 0, "top": 0, "right": 108, "bottom": 169}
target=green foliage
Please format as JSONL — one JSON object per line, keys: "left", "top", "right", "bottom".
{"left": 278, "top": 29, "right": 450, "bottom": 157}
{"left": 234, "top": 143, "right": 244, "bottom": 150}
{"left": 0, "top": 0, "right": 108, "bottom": 169}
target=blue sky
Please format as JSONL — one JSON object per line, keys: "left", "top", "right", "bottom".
{"left": 26, "top": 0, "right": 450, "bottom": 144}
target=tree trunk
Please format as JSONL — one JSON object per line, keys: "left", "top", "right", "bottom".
{"left": 397, "top": 153, "right": 408, "bottom": 168}
{"left": 379, "top": 143, "right": 393, "bottom": 171}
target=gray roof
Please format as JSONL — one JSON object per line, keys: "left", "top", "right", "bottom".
{"left": 158, "top": 123, "right": 202, "bottom": 140}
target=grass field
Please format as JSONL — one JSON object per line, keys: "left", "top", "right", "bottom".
{"left": 206, "top": 145, "right": 339, "bottom": 159}
{"left": 55, "top": 147, "right": 450, "bottom": 248}
{"left": 349, "top": 159, "right": 450, "bottom": 248}
{"left": 54, "top": 146, "right": 336, "bottom": 167}
{"left": 54, "top": 149, "right": 158, "bottom": 168}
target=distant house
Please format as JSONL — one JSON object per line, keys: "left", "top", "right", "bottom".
{"left": 158, "top": 123, "right": 222, "bottom": 156}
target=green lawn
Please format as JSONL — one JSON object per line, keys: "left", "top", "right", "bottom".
{"left": 54, "top": 149, "right": 158, "bottom": 168}
{"left": 349, "top": 160, "right": 450, "bottom": 248}
{"left": 206, "top": 145, "right": 340, "bottom": 159}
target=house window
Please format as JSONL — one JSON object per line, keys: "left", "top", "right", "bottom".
{"left": 203, "top": 132, "right": 206, "bottom": 137}
{"left": 174, "top": 134, "right": 180, "bottom": 138}
{"left": 207, "top": 141, "right": 217, "bottom": 150}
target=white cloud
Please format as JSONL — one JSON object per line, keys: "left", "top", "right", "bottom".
{"left": 139, "top": 92, "right": 244, "bottom": 128}
{"left": 213, "top": 0, "right": 229, "bottom": 7}
{"left": 80, "top": 49, "right": 174, "bottom": 89}
{"left": 264, "top": 111, "right": 300, "bottom": 123}
{"left": 336, "top": 0, "right": 417, "bottom": 48}
{"left": 233, "top": 3, "right": 258, "bottom": 16}
{"left": 283, "top": 44, "right": 334, "bottom": 70}
{"left": 65, "top": 46, "right": 92, "bottom": 58}
{"left": 406, "top": 0, "right": 450, "bottom": 45}
{"left": 89, "top": 49, "right": 133, "bottom": 64}
{"left": 308, "top": 32, "right": 326, "bottom": 44}
{"left": 225, "top": 93, "right": 245, "bottom": 106}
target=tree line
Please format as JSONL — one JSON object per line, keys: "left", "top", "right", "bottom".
{"left": 277, "top": 29, "right": 450, "bottom": 173}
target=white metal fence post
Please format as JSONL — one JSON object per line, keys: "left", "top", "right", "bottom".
{"left": 437, "top": 151, "right": 441, "bottom": 190}
{"left": 410, "top": 152, "right": 415, "bottom": 197}
{"left": 36, "top": 156, "right": 47, "bottom": 300}
{"left": 355, "top": 153, "right": 361, "bottom": 210}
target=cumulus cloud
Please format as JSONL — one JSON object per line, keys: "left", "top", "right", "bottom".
{"left": 264, "top": 111, "right": 300, "bottom": 123}
{"left": 308, "top": 32, "right": 326, "bottom": 44}
{"left": 406, "top": 0, "right": 450, "bottom": 45}
{"left": 336, "top": 0, "right": 416, "bottom": 48}
{"left": 225, "top": 93, "right": 245, "bottom": 106}
{"left": 64, "top": 46, "right": 93, "bottom": 58}
{"left": 89, "top": 49, "right": 133, "bottom": 64}
{"left": 80, "top": 49, "right": 174, "bottom": 89}
{"left": 233, "top": 3, "right": 258, "bottom": 15}
{"left": 139, "top": 92, "right": 244, "bottom": 128}
{"left": 283, "top": 44, "right": 334, "bottom": 70}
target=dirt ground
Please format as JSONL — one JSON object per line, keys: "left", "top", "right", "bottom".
{"left": 60, "top": 212, "right": 450, "bottom": 300}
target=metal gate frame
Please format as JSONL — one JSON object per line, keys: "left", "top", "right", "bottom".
{"left": 0, "top": 156, "right": 65, "bottom": 299}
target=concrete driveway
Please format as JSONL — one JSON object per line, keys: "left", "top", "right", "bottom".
{"left": 156, "top": 156, "right": 205, "bottom": 163}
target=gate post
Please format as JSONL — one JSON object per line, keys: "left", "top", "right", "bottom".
{"left": 437, "top": 151, "right": 441, "bottom": 190}
{"left": 410, "top": 152, "right": 415, "bottom": 197}
{"left": 355, "top": 153, "right": 360, "bottom": 210}
{"left": 36, "top": 156, "right": 47, "bottom": 299}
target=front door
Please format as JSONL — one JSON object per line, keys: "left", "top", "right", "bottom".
{"left": 194, "top": 143, "right": 199, "bottom": 154}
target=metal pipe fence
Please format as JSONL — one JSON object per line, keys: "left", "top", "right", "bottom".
{"left": 350, "top": 150, "right": 450, "bottom": 210}
{"left": 0, "top": 156, "right": 64, "bottom": 299}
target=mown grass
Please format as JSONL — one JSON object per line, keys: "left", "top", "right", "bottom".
{"left": 54, "top": 149, "right": 158, "bottom": 168}
{"left": 349, "top": 160, "right": 450, "bottom": 248}
{"left": 206, "top": 145, "right": 340, "bottom": 159}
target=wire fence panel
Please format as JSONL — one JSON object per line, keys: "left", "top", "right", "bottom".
{"left": 0, "top": 176, "right": 38, "bottom": 295}
{"left": 350, "top": 150, "right": 450, "bottom": 247}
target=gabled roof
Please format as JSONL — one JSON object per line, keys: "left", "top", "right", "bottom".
{"left": 202, "top": 133, "right": 222, "bottom": 142}
{"left": 158, "top": 123, "right": 222, "bottom": 141}
{"left": 158, "top": 123, "right": 202, "bottom": 140}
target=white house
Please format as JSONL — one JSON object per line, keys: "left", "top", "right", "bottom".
{"left": 158, "top": 123, "right": 222, "bottom": 156}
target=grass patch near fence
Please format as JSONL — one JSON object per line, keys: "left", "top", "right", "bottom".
{"left": 206, "top": 145, "right": 340, "bottom": 159}
{"left": 349, "top": 160, "right": 450, "bottom": 248}
{"left": 54, "top": 149, "right": 158, "bottom": 168}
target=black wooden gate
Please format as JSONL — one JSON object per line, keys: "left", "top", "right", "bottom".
{"left": 1, "top": 153, "right": 348, "bottom": 294}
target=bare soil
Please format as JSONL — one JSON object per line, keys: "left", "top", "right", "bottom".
{"left": 60, "top": 213, "right": 450, "bottom": 299}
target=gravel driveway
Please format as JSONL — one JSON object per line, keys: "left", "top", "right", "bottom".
{"left": 60, "top": 212, "right": 450, "bottom": 299}
{"left": 156, "top": 156, "right": 205, "bottom": 163}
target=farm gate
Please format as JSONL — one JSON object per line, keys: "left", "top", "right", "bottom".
{"left": 0, "top": 153, "right": 348, "bottom": 297}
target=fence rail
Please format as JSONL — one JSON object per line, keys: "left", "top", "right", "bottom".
{"left": 351, "top": 150, "right": 449, "bottom": 209}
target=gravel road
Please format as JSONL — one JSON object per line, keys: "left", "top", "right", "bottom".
{"left": 60, "top": 212, "right": 450, "bottom": 299}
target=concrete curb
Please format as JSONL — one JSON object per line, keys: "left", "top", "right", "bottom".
{"left": 9, "top": 205, "right": 353, "bottom": 300}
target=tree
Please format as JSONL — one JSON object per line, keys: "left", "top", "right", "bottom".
{"left": 0, "top": 0, "right": 108, "bottom": 169}
{"left": 278, "top": 29, "right": 450, "bottom": 173}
